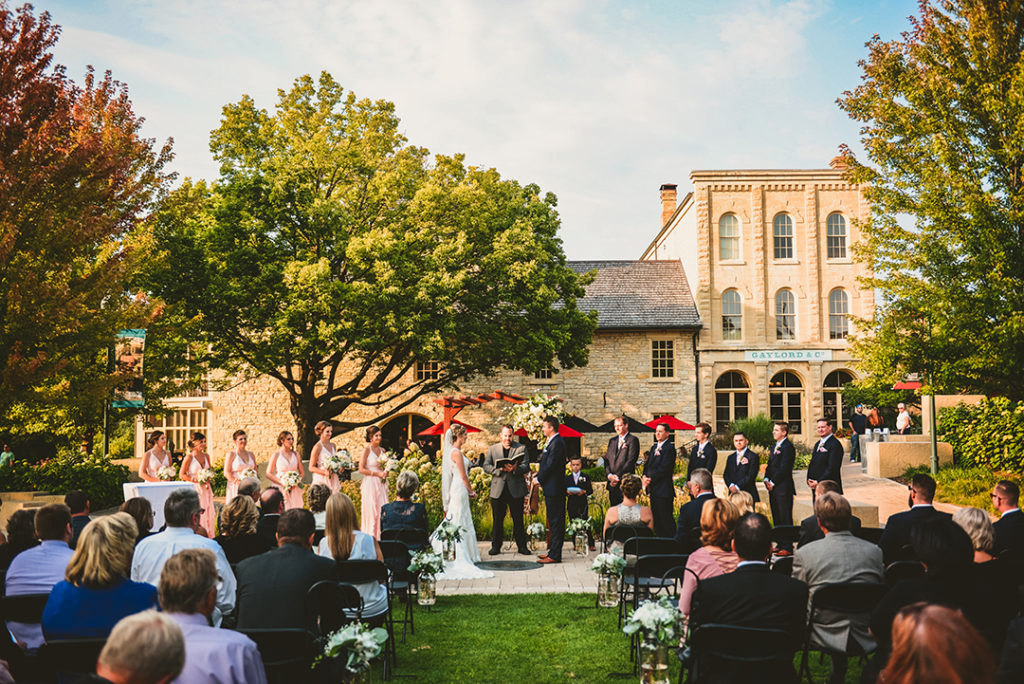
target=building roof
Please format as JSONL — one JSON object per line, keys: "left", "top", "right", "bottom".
{"left": 568, "top": 260, "right": 701, "bottom": 330}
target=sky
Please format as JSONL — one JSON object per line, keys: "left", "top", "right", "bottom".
{"left": 42, "top": 0, "right": 919, "bottom": 259}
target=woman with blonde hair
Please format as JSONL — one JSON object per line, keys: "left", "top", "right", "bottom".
{"left": 42, "top": 513, "right": 158, "bottom": 639}
{"left": 309, "top": 420, "right": 341, "bottom": 494}
{"left": 224, "top": 429, "right": 257, "bottom": 503}
{"left": 317, "top": 493, "right": 388, "bottom": 617}
{"left": 728, "top": 490, "right": 755, "bottom": 516}
{"left": 678, "top": 498, "right": 741, "bottom": 615}
{"left": 180, "top": 431, "right": 215, "bottom": 535}
{"left": 359, "top": 425, "right": 389, "bottom": 538}
{"left": 952, "top": 506, "right": 997, "bottom": 563}
{"left": 267, "top": 430, "right": 305, "bottom": 510}
{"left": 214, "top": 495, "right": 273, "bottom": 565}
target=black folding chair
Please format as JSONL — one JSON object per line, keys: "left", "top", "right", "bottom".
{"left": 378, "top": 539, "right": 417, "bottom": 641}
{"left": 238, "top": 628, "right": 315, "bottom": 684}
{"left": 684, "top": 624, "right": 800, "bottom": 683}
{"left": 772, "top": 555, "right": 794, "bottom": 577}
{"left": 0, "top": 592, "right": 49, "bottom": 679}
{"left": 604, "top": 523, "right": 653, "bottom": 554}
{"left": 39, "top": 638, "right": 107, "bottom": 681}
{"left": 798, "top": 582, "right": 888, "bottom": 684}
{"left": 0, "top": 593, "right": 49, "bottom": 623}
{"left": 380, "top": 527, "right": 430, "bottom": 552}
{"left": 853, "top": 527, "right": 884, "bottom": 545}
{"left": 335, "top": 559, "right": 396, "bottom": 678}
{"left": 623, "top": 536, "right": 688, "bottom": 559}
{"left": 307, "top": 580, "right": 363, "bottom": 636}
{"left": 771, "top": 525, "right": 800, "bottom": 550}
{"left": 626, "top": 554, "right": 689, "bottom": 667}
{"left": 885, "top": 560, "right": 925, "bottom": 586}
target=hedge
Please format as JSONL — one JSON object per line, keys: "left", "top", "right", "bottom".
{"left": 1, "top": 452, "right": 131, "bottom": 510}
{"left": 938, "top": 397, "right": 1024, "bottom": 472}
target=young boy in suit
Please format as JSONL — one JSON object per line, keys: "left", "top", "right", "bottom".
{"left": 564, "top": 456, "right": 595, "bottom": 550}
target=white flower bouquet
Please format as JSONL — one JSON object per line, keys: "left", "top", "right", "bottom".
{"left": 568, "top": 517, "right": 593, "bottom": 536}
{"left": 157, "top": 466, "right": 178, "bottom": 481}
{"left": 381, "top": 450, "right": 401, "bottom": 473}
{"left": 503, "top": 393, "right": 565, "bottom": 443}
{"left": 318, "top": 622, "right": 388, "bottom": 674}
{"left": 408, "top": 550, "right": 444, "bottom": 577}
{"left": 241, "top": 468, "right": 258, "bottom": 480}
{"left": 623, "top": 597, "right": 685, "bottom": 645}
{"left": 196, "top": 468, "right": 216, "bottom": 485}
{"left": 527, "top": 522, "right": 546, "bottom": 539}
{"left": 281, "top": 471, "right": 303, "bottom": 491}
{"left": 324, "top": 450, "right": 353, "bottom": 474}
{"left": 591, "top": 553, "right": 627, "bottom": 576}
{"left": 436, "top": 520, "right": 463, "bottom": 543}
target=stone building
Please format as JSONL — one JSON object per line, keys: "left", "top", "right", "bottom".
{"left": 641, "top": 161, "right": 871, "bottom": 442}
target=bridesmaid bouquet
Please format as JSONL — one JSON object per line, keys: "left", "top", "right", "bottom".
{"left": 381, "top": 450, "right": 401, "bottom": 473}
{"left": 324, "top": 450, "right": 354, "bottom": 474}
{"left": 241, "top": 468, "right": 258, "bottom": 479}
{"left": 196, "top": 468, "right": 216, "bottom": 485}
{"left": 281, "top": 471, "right": 303, "bottom": 491}
{"left": 157, "top": 466, "right": 178, "bottom": 481}
{"left": 317, "top": 623, "right": 388, "bottom": 674}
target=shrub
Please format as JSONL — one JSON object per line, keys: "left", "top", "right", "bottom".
{"left": 1, "top": 451, "right": 131, "bottom": 509}
{"left": 728, "top": 414, "right": 775, "bottom": 451}
{"left": 938, "top": 397, "right": 1024, "bottom": 472}
{"left": 582, "top": 466, "right": 606, "bottom": 482}
{"left": 902, "top": 465, "right": 1023, "bottom": 511}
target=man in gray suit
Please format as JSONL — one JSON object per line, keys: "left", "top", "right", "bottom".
{"left": 793, "top": 492, "right": 884, "bottom": 684}
{"left": 482, "top": 424, "right": 530, "bottom": 556}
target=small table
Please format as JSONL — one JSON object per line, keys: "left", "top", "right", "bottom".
{"left": 123, "top": 481, "right": 193, "bottom": 529}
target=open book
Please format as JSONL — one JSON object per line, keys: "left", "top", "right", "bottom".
{"left": 495, "top": 457, "right": 517, "bottom": 469}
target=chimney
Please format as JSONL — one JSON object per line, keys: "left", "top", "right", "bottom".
{"left": 660, "top": 183, "right": 678, "bottom": 227}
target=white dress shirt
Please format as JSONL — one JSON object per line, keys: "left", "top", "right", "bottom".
{"left": 132, "top": 527, "right": 236, "bottom": 623}
{"left": 169, "top": 612, "right": 267, "bottom": 684}
{"left": 4, "top": 540, "right": 74, "bottom": 649}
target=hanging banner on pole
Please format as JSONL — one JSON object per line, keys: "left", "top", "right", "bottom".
{"left": 112, "top": 329, "right": 146, "bottom": 408}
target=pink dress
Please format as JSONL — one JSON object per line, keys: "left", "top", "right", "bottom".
{"left": 143, "top": 450, "right": 171, "bottom": 480}
{"left": 188, "top": 456, "right": 216, "bottom": 536}
{"left": 360, "top": 447, "right": 389, "bottom": 539}
{"left": 311, "top": 442, "right": 341, "bottom": 494}
{"left": 274, "top": 450, "right": 305, "bottom": 510}
{"left": 225, "top": 450, "right": 256, "bottom": 503}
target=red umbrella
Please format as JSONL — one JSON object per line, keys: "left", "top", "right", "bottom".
{"left": 644, "top": 415, "right": 696, "bottom": 431}
{"left": 514, "top": 424, "right": 583, "bottom": 439}
{"left": 416, "top": 419, "right": 482, "bottom": 436}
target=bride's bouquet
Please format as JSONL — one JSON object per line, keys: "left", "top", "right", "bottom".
{"left": 240, "top": 467, "right": 258, "bottom": 480}
{"left": 157, "top": 466, "right": 178, "bottom": 481}
{"left": 196, "top": 468, "right": 216, "bottom": 486}
{"left": 408, "top": 550, "right": 444, "bottom": 578}
{"left": 324, "top": 449, "right": 354, "bottom": 474}
{"left": 281, "top": 471, "right": 303, "bottom": 491}
{"left": 316, "top": 622, "right": 388, "bottom": 674}
{"left": 436, "top": 520, "right": 463, "bottom": 543}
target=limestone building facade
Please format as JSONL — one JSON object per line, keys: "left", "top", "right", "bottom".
{"left": 641, "top": 162, "right": 871, "bottom": 442}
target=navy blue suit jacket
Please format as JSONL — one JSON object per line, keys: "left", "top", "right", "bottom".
{"left": 807, "top": 435, "right": 844, "bottom": 492}
{"left": 723, "top": 448, "right": 760, "bottom": 502}
{"left": 675, "top": 492, "right": 716, "bottom": 545}
{"left": 878, "top": 505, "right": 952, "bottom": 564}
{"left": 644, "top": 440, "right": 677, "bottom": 499}
{"left": 537, "top": 434, "right": 567, "bottom": 497}
{"left": 687, "top": 442, "right": 717, "bottom": 479}
{"left": 764, "top": 439, "right": 796, "bottom": 496}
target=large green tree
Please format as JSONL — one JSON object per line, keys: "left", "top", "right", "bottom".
{"left": 838, "top": 0, "right": 1024, "bottom": 399}
{"left": 0, "top": 2, "right": 172, "bottom": 441}
{"left": 148, "top": 73, "right": 596, "bottom": 455}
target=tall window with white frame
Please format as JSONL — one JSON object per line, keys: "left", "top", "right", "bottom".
{"left": 715, "top": 371, "right": 749, "bottom": 433}
{"left": 828, "top": 289, "right": 850, "bottom": 339}
{"left": 826, "top": 213, "right": 847, "bottom": 259}
{"left": 769, "top": 371, "right": 803, "bottom": 435}
{"left": 651, "top": 340, "right": 675, "bottom": 379}
{"left": 415, "top": 360, "right": 440, "bottom": 381}
{"left": 775, "top": 289, "right": 796, "bottom": 340}
{"left": 773, "top": 213, "right": 794, "bottom": 259}
{"left": 721, "top": 289, "right": 742, "bottom": 340}
{"left": 719, "top": 214, "right": 740, "bottom": 260}
{"left": 823, "top": 370, "right": 855, "bottom": 427}
{"left": 147, "top": 410, "right": 208, "bottom": 456}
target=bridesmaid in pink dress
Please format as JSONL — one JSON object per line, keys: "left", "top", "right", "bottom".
{"left": 267, "top": 430, "right": 305, "bottom": 509}
{"left": 309, "top": 421, "right": 341, "bottom": 494}
{"left": 359, "top": 425, "right": 389, "bottom": 539}
{"left": 180, "top": 431, "right": 216, "bottom": 536}
{"left": 224, "top": 430, "right": 258, "bottom": 503}
{"left": 138, "top": 431, "right": 172, "bottom": 482}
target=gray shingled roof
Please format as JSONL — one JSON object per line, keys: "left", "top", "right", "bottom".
{"left": 568, "top": 260, "right": 701, "bottom": 330}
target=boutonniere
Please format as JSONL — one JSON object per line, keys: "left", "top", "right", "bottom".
{"left": 740, "top": 457, "right": 749, "bottom": 465}
{"left": 773, "top": 447, "right": 780, "bottom": 454}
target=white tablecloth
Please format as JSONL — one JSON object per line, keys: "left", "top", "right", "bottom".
{"left": 122, "top": 481, "right": 193, "bottom": 529}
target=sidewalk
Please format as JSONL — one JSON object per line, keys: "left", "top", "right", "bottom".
{"left": 437, "top": 543, "right": 596, "bottom": 595}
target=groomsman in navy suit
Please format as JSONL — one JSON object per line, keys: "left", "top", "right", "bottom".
{"left": 764, "top": 421, "right": 796, "bottom": 553}
{"left": 687, "top": 422, "right": 718, "bottom": 483}
{"left": 808, "top": 418, "right": 845, "bottom": 499}
{"left": 564, "top": 456, "right": 595, "bottom": 550}
{"left": 643, "top": 423, "right": 678, "bottom": 538}
{"left": 723, "top": 432, "right": 760, "bottom": 503}
{"left": 537, "top": 416, "right": 567, "bottom": 564}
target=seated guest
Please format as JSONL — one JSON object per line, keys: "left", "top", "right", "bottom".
{"left": 602, "top": 474, "right": 654, "bottom": 538}
{"left": 992, "top": 480, "right": 1024, "bottom": 559}
{"left": 878, "top": 472, "right": 951, "bottom": 564}
{"left": 954, "top": 506, "right": 999, "bottom": 564}
{"left": 674, "top": 468, "right": 717, "bottom": 550}
{"left": 678, "top": 498, "right": 740, "bottom": 616}
{"left": 159, "top": 549, "right": 267, "bottom": 684}
{"left": 234, "top": 508, "right": 334, "bottom": 631}
{"left": 953, "top": 506, "right": 1019, "bottom": 651}
{"left": 0, "top": 509, "right": 39, "bottom": 580}
{"left": 797, "top": 480, "right": 861, "bottom": 546}
{"left": 120, "top": 497, "right": 155, "bottom": 546}
{"left": 308, "top": 483, "right": 331, "bottom": 531}
{"left": 42, "top": 513, "right": 158, "bottom": 640}
{"left": 132, "top": 488, "right": 236, "bottom": 624}
{"left": 237, "top": 477, "right": 261, "bottom": 504}
{"left": 318, "top": 493, "right": 388, "bottom": 618}
{"left": 881, "top": 603, "right": 995, "bottom": 684}
{"left": 1000, "top": 616, "right": 1024, "bottom": 684}
{"left": 64, "top": 489, "right": 92, "bottom": 550}
{"left": 4, "top": 503, "right": 75, "bottom": 650}
{"left": 95, "top": 610, "right": 185, "bottom": 684}
{"left": 214, "top": 496, "right": 273, "bottom": 565}
{"left": 728, "top": 490, "right": 754, "bottom": 516}
{"left": 690, "top": 513, "right": 808, "bottom": 682}
{"left": 380, "top": 471, "right": 429, "bottom": 546}
{"left": 255, "top": 487, "right": 284, "bottom": 546}
{"left": 793, "top": 492, "right": 884, "bottom": 684}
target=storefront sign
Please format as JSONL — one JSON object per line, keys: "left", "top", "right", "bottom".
{"left": 744, "top": 349, "right": 834, "bottom": 362}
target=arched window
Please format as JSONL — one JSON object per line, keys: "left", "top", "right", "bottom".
{"left": 715, "top": 371, "right": 749, "bottom": 433}
{"left": 719, "top": 214, "right": 740, "bottom": 260}
{"left": 380, "top": 413, "right": 436, "bottom": 454}
{"left": 823, "top": 370, "right": 856, "bottom": 426}
{"left": 770, "top": 371, "right": 803, "bottom": 434}
{"left": 829, "top": 288, "right": 850, "bottom": 340}
{"left": 773, "top": 213, "right": 794, "bottom": 259}
{"left": 721, "top": 289, "right": 742, "bottom": 340}
{"left": 775, "top": 289, "right": 796, "bottom": 340}
{"left": 826, "top": 213, "right": 847, "bottom": 259}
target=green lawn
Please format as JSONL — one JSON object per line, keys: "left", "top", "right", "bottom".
{"left": 365, "top": 593, "right": 864, "bottom": 683}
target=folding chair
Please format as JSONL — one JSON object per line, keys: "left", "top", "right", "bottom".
{"left": 378, "top": 539, "right": 417, "bottom": 641}
{"left": 772, "top": 555, "right": 794, "bottom": 577}
{"left": 771, "top": 524, "right": 800, "bottom": 551}
{"left": 39, "top": 638, "right": 107, "bottom": 681}
{"left": 335, "top": 559, "right": 397, "bottom": 678}
{"left": 0, "top": 593, "right": 49, "bottom": 680}
{"left": 623, "top": 536, "right": 688, "bottom": 559}
{"left": 798, "top": 582, "right": 888, "bottom": 684}
{"left": 307, "top": 580, "right": 363, "bottom": 636}
{"left": 685, "top": 624, "right": 800, "bottom": 683}
{"left": 603, "top": 523, "right": 653, "bottom": 554}
{"left": 238, "top": 628, "right": 315, "bottom": 684}
{"left": 626, "top": 553, "right": 689, "bottom": 668}
{"left": 884, "top": 560, "right": 925, "bottom": 586}
{"left": 380, "top": 527, "right": 430, "bottom": 552}
{"left": 853, "top": 527, "right": 884, "bottom": 545}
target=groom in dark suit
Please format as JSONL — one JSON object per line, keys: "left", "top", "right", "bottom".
{"left": 537, "top": 415, "right": 567, "bottom": 564}
{"left": 604, "top": 416, "right": 640, "bottom": 507}
{"left": 643, "top": 423, "right": 677, "bottom": 538}
{"left": 482, "top": 424, "right": 530, "bottom": 556}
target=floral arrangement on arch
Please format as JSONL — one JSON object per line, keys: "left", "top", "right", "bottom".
{"left": 157, "top": 466, "right": 178, "bottom": 481}
{"left": 503, "top": 393, "right": 565, "bottom": 443}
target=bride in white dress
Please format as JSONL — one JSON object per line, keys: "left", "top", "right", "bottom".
{"left": 431, "top": 423, "right": 494, "bottom": 580}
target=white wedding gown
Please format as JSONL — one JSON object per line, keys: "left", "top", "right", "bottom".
{"left": 431, "top": 436, "right": 494, "bottom": 580}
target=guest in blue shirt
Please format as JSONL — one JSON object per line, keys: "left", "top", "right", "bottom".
{"left": 43, "top": 512, "right": 158, "bottom": 640}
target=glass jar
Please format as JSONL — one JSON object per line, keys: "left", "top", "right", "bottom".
{"left": 442, "top": 539, "right": 456, "bottom": 562}
{"left": 574, "top": 532, "right": 588, "bottom": 555}
{"left": 418, "top": 574, "right": 437, "bottom": 606}
{"left": 597, "top": 573, "right": 620, "bottom": 608}
{"left": 639, "top": 637, "right": 670, "bottom": 684}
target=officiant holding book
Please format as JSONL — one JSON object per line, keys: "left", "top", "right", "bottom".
{"left": 483, "top": 424, "right": 531, "bottom": 556}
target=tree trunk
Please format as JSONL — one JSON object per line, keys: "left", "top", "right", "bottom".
{"left": 291, "top": 391, "right": 321, "bottom": 460}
